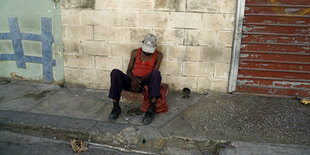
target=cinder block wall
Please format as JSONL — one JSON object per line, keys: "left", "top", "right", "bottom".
{"left": 61, "top": 0, "right": 236, "bottom": 92}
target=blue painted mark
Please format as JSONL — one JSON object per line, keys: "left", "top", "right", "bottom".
{"left": 0, "top": 54, "right": 15, "bottom": 61}
{"left": 41, "top": 18, "right": 53, "bottom": 82}
{"left": 24, "top": 56, "right": 56, "bottom": 66}
{"left": 0, "top": 54, "right": 56, "bottom": 65}
{"left": 21, "top": 33, "right": 41, "bottom": 41}
{"left": 8, "top": 18, "right": 26, "bottom": 68}
{"left": 0, "top": 33, "right": 10, "bottom": 39}
{"left": 0, "top": 17, "right": 56, "bottom": 82}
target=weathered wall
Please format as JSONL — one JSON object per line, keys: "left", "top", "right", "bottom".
{"left": 61, "top": 0, "right": 236, "bottom": 92}
{"left": 0, "top": 0, "right": 64, "bottom": 82}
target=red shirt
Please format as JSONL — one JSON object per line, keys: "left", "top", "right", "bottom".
{"left": 132, "top": 48, "right": 156, "bottom": 77}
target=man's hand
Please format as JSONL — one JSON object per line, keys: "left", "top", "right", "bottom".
{"left": 130, "top": 77, "right": 141, "bottom": 92}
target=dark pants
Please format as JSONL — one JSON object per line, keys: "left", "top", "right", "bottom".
{"left": 108, "top": 69, "right": 162, "bottom": 101}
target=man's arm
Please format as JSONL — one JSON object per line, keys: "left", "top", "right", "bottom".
{"left": 126, "top": 49, "right": 140, "bottom": 91}
{"left": 126, "top": 49, "right": 137, "bottom": 78}
{"left": 153, "top": 51, "right": 163, "bottom": 71}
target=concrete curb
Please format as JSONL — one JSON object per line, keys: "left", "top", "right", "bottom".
{"left": 0, "top": 110, "right": 232, "bottom": 154}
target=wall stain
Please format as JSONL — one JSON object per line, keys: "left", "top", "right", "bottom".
{"left": 155, "top": 0, "right": 184, "bottom": 11}
{"left": 63, "top": 0, "right": 95, "bottom": 9}
{"left": 79, "top": 0, "right": 94, "bottom": 9}
{"left": 10, "top": 72, "right": 24, "bottom": 79}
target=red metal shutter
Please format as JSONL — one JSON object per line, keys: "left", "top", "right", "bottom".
{"left": 236, "top": 0, "right": 310, "bottom": 97}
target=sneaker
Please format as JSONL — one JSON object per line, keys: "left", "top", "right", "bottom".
{"left": 108, "top": 106, "right": 121, "bottom": 120}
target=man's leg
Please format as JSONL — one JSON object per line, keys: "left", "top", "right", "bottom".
{"left": 108, "top": 69, "right": 131, "bottom": 120}
{"left": 142, "top": 70, "right": 162, "bottom": 125}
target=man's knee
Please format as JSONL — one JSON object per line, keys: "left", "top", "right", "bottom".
{"left": 111, "top": 69, "right": 121, "bottom": 77}
{"left": 150, "top": 70, "right": 161, "bottom": 77}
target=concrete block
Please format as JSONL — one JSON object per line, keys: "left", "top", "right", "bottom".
{"left": 185, "top": 30, "right": 216, "bottom": 46}
{"left": 156, "top": 45, "right": 168, "bottom": 60}
{"left": 81, "top": 41, "right": 109, "bottom": 56}
{"left": 168, "top": 45, "right": 202, "bottom": 62}
{"left": 0, "top": 40, "right": 13, "bottom": 53}
{"left": 62, "top": 0, "right": 95, "bottom": 9}
{"left": 82, "top": 69, "right": 111, "bottom": 85}
{"left": 67, "top": 25, "right": 93, "bottom": 40}
{"left": 197, "top": 77, "right": 212, "bottom": 92}
{"left": 187, "top": 0, "right": 218, "bottom": 12}
{"left": 198, "top": 77, "right": 228, "bottom": 92}
{"left": 64, "top": 68, "right": 83, "bottom": 82}
{"left": 95, "top": 56, "right": 122, "bottom": 71}
{"left": 63, "top": 40, "right": 80, "bottom": 54}
{"left": 109, "top": 43, "right": 140, "bottom": 58}
{"left": 94, "top": 26, "right": 121, "bottom": 41}
{"left": 202, "top": 14, "right": 235, "bottom": 30}
{"left": 220, "top": 0, "right": 237, "bottom": 13}
{"left": 109, "top": 11, "right": 138, "bottom": 27}
{"left": 138, "top": 12, "right": 169, "bottom": 28}
{"left": 64, "top": 54, "right": 95, "bottom": 69}
{"left": 211, "top": 78, "right": 228, "bottom": 92}
{"left": 121, "top": 28, "right": 152, "bottom": 42}
{"left": 167, "top": 76, "right": 197, "bottom": 91}
{"left": 183, "top": 62, "right": 214, "bottom": 76}
{"left": 60, "top": 0, "right": 68, "bottom": 9}
{"left": 62, "top": 25, "right": 67, "bottom": 39}
{"left": 82, "top": 69, "right": 97, "bottom": 83}
{"left": 161, "top": 74, "right": 168, "bottom": 83}
{"left": 22, "top": 40, "right": 41, "bottom": 56}
{"left": 159, "top": 61, "right": 182, "bottom": 76}
{"left": 81, "top": 10, "right": 109, "bottom": 26}
{"left": 124, "top": 0, "right": 153, "bottom": 10}
{"left": 61, "top": 10, "right": 80, "bottom": 25}
{"left": 214, "top": 63, "right": 230, "bottom": 78}
{"left": 218, "top": 31, "right": 234, "bottom": 47}
{"left": 153, "top": 29, "right": 184, "bottom": 44}
{"left": 185, "top": 46, "right": 202, "bottom": 61}
{"left": 96, "top": 70, "right": 111, "bottom": 86}
{"left": 155, "top": 0, "right": 186, "bottom": 11}
{"left": 95, "top": 0, "right": 124, "bottom": 10}
{"left": 167, "top": 46, "right": 186, "bottom": 61}
{"left": 122, "top": 58, "right": 130, "bottom": 72}
{"left": 87, "top": 82, "right": 107, "bottom": 89}
{"left": 200, "top": 47, "right": 232, "bottom": 63}
{"left": 82, "top": 70, "right": 111, "bottom": 89}
{"left": 169, "top": 12, "right": 202, "bottom": 29}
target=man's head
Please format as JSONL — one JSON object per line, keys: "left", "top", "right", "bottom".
{"left": 142, "top": 33, "right": 157, "bottom": 54}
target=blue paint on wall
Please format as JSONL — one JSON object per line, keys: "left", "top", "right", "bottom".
{"left": 41, "top": 18, "right": 54, "bottom": 82}
{"left": 8, "top": 18, "right": 26, "bottom": 68}
{"left": 22, "top": 33, "right": 42, "bottom": 41}
{"left": 0, "top": 17, "right": 56, "bottom": 82}
{"left": 0, "top": 33, "right": 10, "bottom": 39}
{"left": 0, "top": 54, "right": 15, "bottom": 60}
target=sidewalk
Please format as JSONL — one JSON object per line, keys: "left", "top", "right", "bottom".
{"left": 0, "top": 79, "right": 310, "bottom": 154}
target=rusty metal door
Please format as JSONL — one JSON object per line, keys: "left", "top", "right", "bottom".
{"left": 236, "top": 0, "right": 310, "bottom": 97}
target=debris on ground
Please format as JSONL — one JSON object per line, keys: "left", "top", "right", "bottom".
{"left": 71, "top": 139, "right": 88, "bottom": 153}
{"left": 182, "top": 88, "right": 191, "bottom": 98}
{"left": 300, "top": 98, "right": 310, "bottom": 105}
{"left": 127, "top": 107, "right": 143, "bottom": 116}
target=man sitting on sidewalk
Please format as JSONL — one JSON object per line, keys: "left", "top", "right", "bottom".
{"left": 108, "top": 34, "right": 163, "bottom": 125}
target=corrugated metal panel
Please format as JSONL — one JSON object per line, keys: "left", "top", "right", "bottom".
{"left": 236, "top": 0, "right": 310, "bottom": 97}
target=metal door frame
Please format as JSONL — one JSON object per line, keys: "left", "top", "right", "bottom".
{"left": 228, "top": 0, "right": 246, "bottom": 92}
